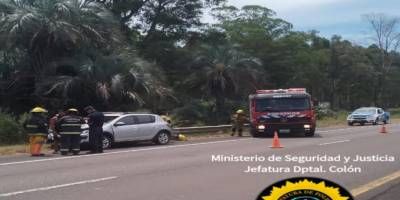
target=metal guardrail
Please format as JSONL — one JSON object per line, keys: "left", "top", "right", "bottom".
{"left": 173, "top": 124, "right": 250, "bottom": 134}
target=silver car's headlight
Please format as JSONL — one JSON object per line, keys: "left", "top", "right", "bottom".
{"left": 347, "top": 115, "right": 353, "bottom": 120}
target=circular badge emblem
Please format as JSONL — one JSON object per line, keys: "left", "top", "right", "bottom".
{"left": 256, "top": 177, "right": 354, "bottom": 200}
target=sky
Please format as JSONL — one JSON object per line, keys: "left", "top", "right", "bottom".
{"left": 204, "top": 0, "right": 400, "bottom": 45}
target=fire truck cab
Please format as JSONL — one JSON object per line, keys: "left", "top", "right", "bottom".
{"left": 249, "top": 88, "right": 317, "bottom": 137}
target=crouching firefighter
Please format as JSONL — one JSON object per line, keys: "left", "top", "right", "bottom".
{"left": 56, "top": 108, "right": 84, "bottom": 155}
{"left": 23, "top": 107, "right": 49, "bottom": 156}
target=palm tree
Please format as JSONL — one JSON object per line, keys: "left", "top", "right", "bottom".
{"left": 0, "top": 0, "right": 172, "bottom": 111}
{"left": 0, "top": 0, "right": 120, "bottom": 74}
{"left": 34, "top": 51, "right": 141, "bottom": 108}
{"left": 185, "top": 43, "right": 263, "bottom": 123}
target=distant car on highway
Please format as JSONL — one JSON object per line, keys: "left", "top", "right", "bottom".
{"left": 347, "top": 107, "right": 389, "bottom": 126}
{"left": 81, "top": 113, "right": 175, "bottom": 149}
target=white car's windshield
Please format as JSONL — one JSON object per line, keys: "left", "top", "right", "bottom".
{"left": 354, "top": 109, "right": 376, "bottom": 115}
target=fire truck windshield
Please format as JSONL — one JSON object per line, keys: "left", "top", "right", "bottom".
{"left": 255, "top": 97, "right": 310, "bottom": 112}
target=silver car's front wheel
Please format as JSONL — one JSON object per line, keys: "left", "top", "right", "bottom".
{"left": 102, "top": 136, "right": 112, "bottom": 149}
{"left": 156, "top": 131, "right": 170, "bottom": 145}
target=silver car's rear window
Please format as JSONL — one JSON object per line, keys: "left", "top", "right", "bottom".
{"left": 134, "top": 115, "right": 155, "bottom": 124}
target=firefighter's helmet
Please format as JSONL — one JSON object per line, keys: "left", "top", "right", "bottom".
{"left": 30, "top": 107, "right": 48, "bottom": 113}
{"left": 67, "top": 108, "right": 79, "bottom": 114}
{"left": 236, "top": 109, "right": 244, "bottom": 114}
{"left": 68, "top": 108, "right": 78, "bottom": 112}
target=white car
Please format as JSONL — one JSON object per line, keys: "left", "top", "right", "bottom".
{"left": 347, "top": 107, "right": 389, "bottom": 126}
{"left": 81, "top": 113, "right": 175, "bottom": 149}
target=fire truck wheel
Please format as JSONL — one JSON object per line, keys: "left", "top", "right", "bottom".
{"left": 250, "top": 129, "right": 262, "bottom": 138}
{"left": 305, "top": 130, "right": 315, "bottom": 137}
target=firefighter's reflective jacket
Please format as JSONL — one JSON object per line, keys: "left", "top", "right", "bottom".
{"left": 231, "top": 113, "right": 247, "bottom": 126}
{"left": 23, "top": 115, "right": 48, "bottom": 136}
{"left": 56, "top": 115, "right": 85, "bottom": 135}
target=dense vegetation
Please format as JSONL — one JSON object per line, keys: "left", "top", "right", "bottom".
{"left": 0, "top": 111, "right": 25, "bottom": 144}
{"left": 1, "top": 0, "right": 400, "bottom": 126}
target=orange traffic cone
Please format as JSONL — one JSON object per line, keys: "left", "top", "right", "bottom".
{"left": 30, "top": 143, "right": 36, "bottom": 155}
{"left": 29, "top": 135, "right": 44, "bottom": 156}
{"left": 33, "top": 143, "right": 43, "bottom": 156}
{"left": 380, "top": 124, "right": 388, "bottom": 134}
{"left": 270, "top": 131, "right": 283, "bottom": 148}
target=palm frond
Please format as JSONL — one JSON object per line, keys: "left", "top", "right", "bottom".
{"left": 36, "top": 75, "right": 81, "bottom": 97}
{"left": 125, "top": 91, "right": 145, "bottom": 106}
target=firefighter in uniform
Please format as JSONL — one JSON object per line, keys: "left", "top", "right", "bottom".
{"left": 56, "top": 108, "right": 84, "bottom": 155}
{"left": 84, "top": 106, "right": 104, "bottom": 154}
{"left": 23, "top": 107, "right": 48, "bottom": 156}
{"left": 49, "top": 111, "right": 64, "bottom": 154}
{"left": 231, "top": 109, "right": 247, "bottom": 137}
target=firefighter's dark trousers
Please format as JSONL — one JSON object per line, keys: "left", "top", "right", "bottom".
{"left": 231, "top": 123, "right": 244, "bottom": 136}
{"left": 60, "top": 134, "right": 81, "bottom": 155}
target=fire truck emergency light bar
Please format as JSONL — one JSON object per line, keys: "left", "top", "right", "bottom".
{"left": 256, "top": 88, "right": 306, "bottom": 94}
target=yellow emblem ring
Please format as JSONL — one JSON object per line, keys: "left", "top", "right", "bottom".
{"left": 261, "top": 179, "right": 350, "bottom": 200}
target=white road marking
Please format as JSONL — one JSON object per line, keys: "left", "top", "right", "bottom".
{"left": 0, "top": 176, "right": 117, "bottom": 197}
{"left": 318, "top": 127, "right": 368, "bottom": 133}
{"left": 318, "top": 140, "right": 350, "bottom": 146}
{"left": 0, "top": 138, "right": 253, "bottom": 167}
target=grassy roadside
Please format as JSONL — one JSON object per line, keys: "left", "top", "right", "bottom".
{"left": 0, "top": 144, "right": 28, "bottom": 156}
{"left": 317, "top": 111, "right": 348, "bottom": 128}
{"left": 0, "top": 144, "right": 51, "bottom": 156}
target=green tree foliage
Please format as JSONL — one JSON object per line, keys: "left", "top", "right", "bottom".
{"left": 0, "top": 1, "right": 400, "bottom": 128}
{"left": 182, "top": 42, "right": 262, "bottom": 123}
{"left": 0, "top": 111, "right": 24, "bottom": 145}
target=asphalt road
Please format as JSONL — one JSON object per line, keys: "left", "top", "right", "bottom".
{"left": 0, "top": 124, "right": 399, "bottom": 200}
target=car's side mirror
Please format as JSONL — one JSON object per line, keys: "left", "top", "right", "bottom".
{"left": 114, "top": 121, "right": 126, "bottom": 126}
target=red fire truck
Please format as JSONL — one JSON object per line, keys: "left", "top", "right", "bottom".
{"left": 249, "top": 88, "right": 317, "bottom": 137}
